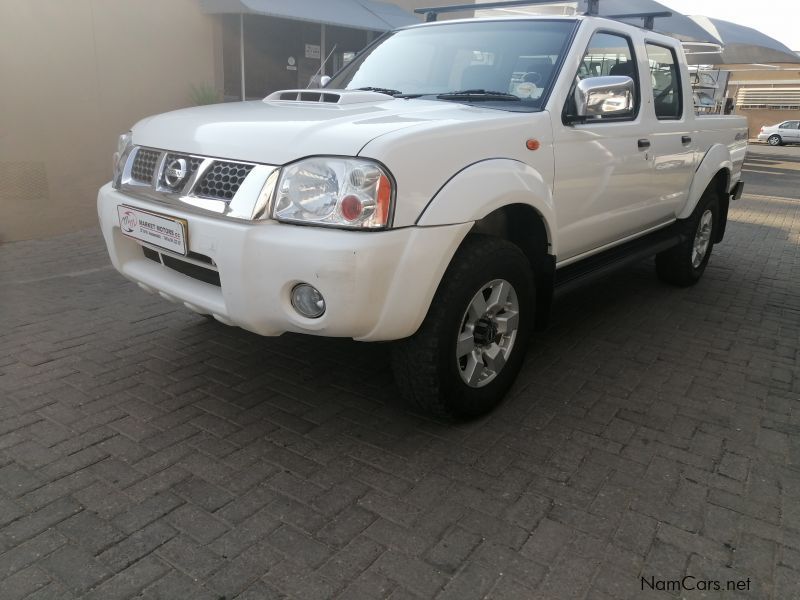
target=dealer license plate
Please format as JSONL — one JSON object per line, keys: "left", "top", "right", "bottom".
{"left": 117, "top": 205, "right": 188, "bottom": 255}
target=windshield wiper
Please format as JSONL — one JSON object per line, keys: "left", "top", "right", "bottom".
{"left": 356, "top": 86, "right": 404, "bottom": 96}
{"left": 355, "top": 87, "right": 427, "bottom": 99}
{"left": 437, "top": 89, "right": 521, "bottom": 101}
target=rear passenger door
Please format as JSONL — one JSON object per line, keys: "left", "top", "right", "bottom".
{"left": 643, "top": 42, "right": 696, "bottom": 216}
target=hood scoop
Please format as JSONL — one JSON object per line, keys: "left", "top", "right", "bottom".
{"left": 264, "top": 89, "right": 394, "bottom": 105}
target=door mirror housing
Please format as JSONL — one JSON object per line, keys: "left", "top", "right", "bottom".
{"left": 320, "top": 75, "right": 332, "bottom": 87}
{"left": 572, "top": 76, "right": 635, "bottom": 120}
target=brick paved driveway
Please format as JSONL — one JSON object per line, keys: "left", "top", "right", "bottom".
{"left": 1, "top": 149, "right": 799, "bottom": 599}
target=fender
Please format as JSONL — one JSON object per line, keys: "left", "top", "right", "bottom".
{"left": 416, "top": 158, "right": 558, "bottom": 256}
{"left": 678, "top": 144, "right": 732, "bottom": 219}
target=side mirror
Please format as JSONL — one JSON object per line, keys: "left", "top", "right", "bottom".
{"left": 320, "top": 75, "right": 331, "bottom": 87}
{"left": 573, "top": 76, "right": 635, "bottom": 119}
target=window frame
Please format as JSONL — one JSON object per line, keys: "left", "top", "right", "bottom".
{"left": 564, "top": 28, "right": 641, "bottom": 124}
{"left": 644, "top": 41, "right": 684, "bottom": 121}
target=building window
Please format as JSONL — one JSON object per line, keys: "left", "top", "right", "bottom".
{"left": 736, "top": 87, "right": 800, "bottom": 110}
{"left": 221, "top": 15, "right": 378, "bottom": 100}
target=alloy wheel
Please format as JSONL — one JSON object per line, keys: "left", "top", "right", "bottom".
{"left": 456, "top": 279, "right": 520, "bottom": 388}
{"left": 692, "top": 209, "right": 713, "bottom": 268}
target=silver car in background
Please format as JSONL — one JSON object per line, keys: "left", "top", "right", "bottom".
{"left": 757, "top": 120, "right": 800, "bottom": 146}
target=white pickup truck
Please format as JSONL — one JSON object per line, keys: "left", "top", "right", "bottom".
{"left": 98, "top": 11, "right": 746, "bottom": 418}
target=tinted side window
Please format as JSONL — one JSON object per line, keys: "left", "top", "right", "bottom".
{"left": 646, "top": 43, "right": 682, "bottom": 119}
{"left": 574, "top": 31, "right": 639, "bottom": 120}
{"left": 778, "top": 121, "right": 798, "bottom": 129}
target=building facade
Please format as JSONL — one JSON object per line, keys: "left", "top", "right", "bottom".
{"left": 0, "top": 0, "right": 473, "bottom": 241}
{"left": 727, "top": 68, "right": 800, "bottom": 134}
{"left": 0, "top": 0, "right": 221, "bottom": 241}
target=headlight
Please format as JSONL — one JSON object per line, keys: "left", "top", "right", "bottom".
{"left": 272, "top": 157, "right": 393, "bottom": 229}
{"left": 112, "top": 132, "right": 133, "bottom": 189}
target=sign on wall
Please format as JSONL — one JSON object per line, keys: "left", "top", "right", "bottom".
{"left": 305, "top": 44, "right": 321, "bottom": 60}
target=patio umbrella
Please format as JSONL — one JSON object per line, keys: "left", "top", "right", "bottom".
{"left": 471, "top": 1, "right": 723, "bottom": 44}
{"left": 686, "top": 16, "right": 800, "bottom": 65}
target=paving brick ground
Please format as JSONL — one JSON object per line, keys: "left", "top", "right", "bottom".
{"left": 2, "top": 160, "right": 799, "bottom": 597}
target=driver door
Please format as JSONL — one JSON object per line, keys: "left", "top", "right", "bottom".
{"left": 552, "top": 30, "right": 657, "bottom": 262}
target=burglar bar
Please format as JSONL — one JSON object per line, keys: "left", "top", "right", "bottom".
{"left": 414, "top": 1, "right": 672, "bottom": 30}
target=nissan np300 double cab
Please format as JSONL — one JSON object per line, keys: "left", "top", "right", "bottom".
{"left": 99, "top": 4, "right": 746, "bottom": 418}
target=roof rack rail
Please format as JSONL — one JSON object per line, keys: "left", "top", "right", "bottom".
{"left": 415, "top": 0, "right": 588, "bottom": 22}
{"left": 606, "top": 11, "right": 672, "bottom": 30}
{"left": 413, "top": 1, "right": 672, "bottom": 30}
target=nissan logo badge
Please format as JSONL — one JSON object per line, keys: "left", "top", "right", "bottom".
{"left": 164, "top": 158, "right": 188, "bottom": 188}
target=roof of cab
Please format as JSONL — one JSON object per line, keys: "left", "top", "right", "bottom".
{"left": 395, "top": 13, "right": 682, "bottom": 46}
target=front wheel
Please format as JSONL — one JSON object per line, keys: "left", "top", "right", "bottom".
{"left": 768, "top": 134, "right": 782, "bottom": 146}
{"left": 391, "top": 235, "right": 534, "bottom": 419}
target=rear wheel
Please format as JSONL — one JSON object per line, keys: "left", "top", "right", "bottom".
{"left": 391, "top": 235, "right": 534, "bottom": 419}
{"left": 768, "top": 134, "right": 782, "bottom": 146}
{"left": 656, "top": 189, "right": 719, "bottom": 286}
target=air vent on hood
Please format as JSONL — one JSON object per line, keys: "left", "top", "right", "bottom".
{"left": 264, "top": 89, "right": 394, "bottom": 105}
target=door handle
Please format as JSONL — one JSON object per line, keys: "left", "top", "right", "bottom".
{"left": 681, "top": 135, "right": 692, "bottom": 144}
{"left": 637, "top": 138, "right": 650, "bottom": 149}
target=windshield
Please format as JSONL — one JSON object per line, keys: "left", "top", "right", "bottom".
{"left": 327, "top": 20, "right": 577, "bottom": 112}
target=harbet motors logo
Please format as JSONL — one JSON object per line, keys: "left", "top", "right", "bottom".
{"left": 120, "top": 210, "right": 138, "bottom": 233}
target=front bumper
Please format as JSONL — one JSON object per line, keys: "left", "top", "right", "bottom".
{"left": 98, "top": 184, "right": 470, "bottom": 341}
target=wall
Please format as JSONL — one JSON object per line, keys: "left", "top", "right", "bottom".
{"left": 735, "top": 108, "right": 800, "bottom": 137}
{"left": 727, "top": 69, "right": 800, "bottom": 137}
{"left": 0, "top": 0, "right": 220, "bottom": 241}
{"left": 0, "top": 0, "right": 471, "bottom": 242}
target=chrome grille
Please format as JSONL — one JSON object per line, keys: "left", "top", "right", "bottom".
{"left": 119, "top": 146, "right": 276, "bottom": 221}
{"left": 194, "top": 161, "right": 254, "bottom": 201}
{"left": 130, "top": 149, "right": 160, "bottom": 183}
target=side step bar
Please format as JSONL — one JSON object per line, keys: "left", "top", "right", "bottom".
{"left": 554, "top": 226, "right": 683, "bottom": 294}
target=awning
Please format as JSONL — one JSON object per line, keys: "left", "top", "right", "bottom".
{"left": 474, "top": 0, "right": 722, "bottom": 44}
{"left": 594, "top": 0, "right": 722, "bottom": 44}
{"left": 686, "top": 16, "right": 800, "bottom": 66}
{"left": 199, "top": 0, "right": 420, "bottom": 31}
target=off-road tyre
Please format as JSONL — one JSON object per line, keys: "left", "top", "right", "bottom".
{"left": 391, "top": 235, "right": 534, "bottom": 420}
{"left": 656, "top": 189, "right": 719, "bottom": 287}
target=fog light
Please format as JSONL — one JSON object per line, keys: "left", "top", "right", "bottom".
{"left": 291, "top": 283, "right": 326, "bottom": 318}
